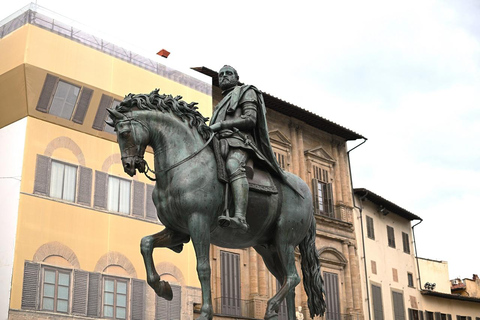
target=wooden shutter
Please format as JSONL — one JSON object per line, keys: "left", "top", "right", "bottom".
{"left": 92, "top": 94, "right": 113, "bottom": 130}
{"left": 132, "top": 181, "right": 145, "bottom": 217}
{"left": 155, "top": 293, "right": 168, "bottom": 320}
{"left": 94, "top": 171, "right": 108, "bottom": 209}
{"left": 392, "top": 291, "right": 405, "bottom": 320}
{"left": 131, "top": 279, "right": 145, "bottom": 320}
{"left": 72, "top": 87, "right": 93, "bottom": 124}
{"left": 170, "top": 284, "right": 181, "bottom": 320}
{"left": 325, "top": 183, "right": 334, "bottom": 216}
{"left": 76, "top": 166, "right": 92, "bottom": 206}
{"left": 220, "top": 251, "right": 241, "bottom": 316}
{"left": 324, "top": 272, "right": 340, "bottom": 319}
{"left": 371, "top": 284, "right": 384, "bottom": 320}
{"left": 146, "top": 184, "right": 157, "bottom": 221}
{"left": 72, "top": 270, "right": 88, "bottom": 315}
{"left": 36, "top": 74, "right": 58, "bottom": 112}
{"left": 33, "top": 155, "right": 51, "bottom": 195}
{"left": 87, "top": 272, "right": 101, "bottom": 317}
{"left": 21, "top": 262, "right": 40, "bottom": 310}
{"left": 311, "top": 178, "right": 319, "bottom": 213}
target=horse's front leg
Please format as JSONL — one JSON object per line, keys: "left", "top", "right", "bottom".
{"left": 140, "top": 228, "right": 190, "bottom": 299}
{"left": 188, "top": 213, "right": 213, "bottom": 320}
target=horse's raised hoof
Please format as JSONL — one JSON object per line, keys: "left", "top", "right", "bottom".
{"left": 154, "top": 280, "right": 173, "bottom": 301}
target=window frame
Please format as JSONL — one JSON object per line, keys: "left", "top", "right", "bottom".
{"left": 40, "top": 266, "right": 71, "bottom": 314}
{"left": 402, "top": 232, "right": 411, "bottom": 254}
{"left": 49, "top": 159, "right": 78, "bottom": 202}
{"left": 366, "top": 215, "right": 375, "bottom": 240}
{"left": 407, "top": 272, "right": 414, "bottom": 288}
{"left": 102, "top": 276, "right": 129, "bottom": 320}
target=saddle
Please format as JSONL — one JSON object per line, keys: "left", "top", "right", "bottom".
{"left": 211, "top": 136, "right": 278, "bottom": 194}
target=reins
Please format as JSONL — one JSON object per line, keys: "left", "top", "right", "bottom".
{"left": 143, "top": 133, "right": 215, "bottom": 181}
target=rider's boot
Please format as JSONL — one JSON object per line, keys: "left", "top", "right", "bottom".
{"left": 228, "top": 176, "right": 249, "bottom": 232}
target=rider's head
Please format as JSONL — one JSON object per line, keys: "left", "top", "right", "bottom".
{"left": 219, "top": 65, "right": 239, "bottom": 91}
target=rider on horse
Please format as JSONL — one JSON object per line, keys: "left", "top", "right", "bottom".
{"left": 209, "top": 65, "right": 286, "bottom": 232}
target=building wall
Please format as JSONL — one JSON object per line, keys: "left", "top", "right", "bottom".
{"left": 418, "top": 258, "right": 450, "bottom": 294}
{"left": 354, "top": 196, "right": 421, "bottom": 319}
{"left": 1, "top": 16, "right": 212, "bottom": 320}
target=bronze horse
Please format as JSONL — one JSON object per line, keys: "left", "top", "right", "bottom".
{"left": 106, "top": 90, "right": 326, "bottom": 320}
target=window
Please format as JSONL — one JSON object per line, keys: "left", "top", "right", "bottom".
{"left": 36, "top": 74, "right": 93, "bottom": 124}
{"left": 402, "top": 232, "right": 411, "bottom": 254}
{"left": 103, "top": 277, "right": 128, "bottom": 319}
{"left": 220, "top": 251, "right": 241, "bottom": 316}
{"left": 273, "top": 151, "right": 287, "bottom": 170}
{"left": 366, "top": 215, "right": 375, "bottom": 240}
{"left": 50, "top": 160, "right": 77, "bottom": 202}
{"left": 425, "top": 312, "right": 434, "bottom": 320}
{"left": 312, "top": 166, "right": 333, "bottom": 217}
{"left": 42, "top": 268, "right": 71, "bottom": 313}
{"left": 408, "top": 273, "right": 414, "bottom": 287}
{"left": 387, "top": 226, "right": 396, "bottom": 248}
{"left": 408, "top": 309, "right": 423, "bottom": 320}
{"left": 108, "top": 176, "right": 131, "bottom": 214}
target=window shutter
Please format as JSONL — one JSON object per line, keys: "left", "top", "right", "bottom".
{"left": 77, "top": 166, "right": 92, "bottom": 206}
{"left": 132, "top": 181, "right": 145, "bottom": 217}
{"left": 36, "top": 74, "right": 58, "bottom": 112}
{"left": 146, "top": 184, "right": 157, "bottom": 221}
{"left": 311, "top": 178, "right": 319, "bottom": 213}
{"left": 72, "top": 270, "right": 88, "bottom": 315}
{"left": 435, "top": 313, "right": 442, "bottom": 320}
{"left": 371, "top": 284, "right": 384, "bottom": 320}
{"left": 324, "top": 272, "right": 340, "bottom": 317}
{"left": 94, "top": 171, "right": 108, "bottom": 209}
{"left": 131, "top": 279, "right": 145, "bottom": 320}
{"left": 408, "top": 309, "right": 414, "bottom": 320}
{"left": 366, "top": 216, "right": 375, "bottom": 240}
{"left": 33, "top": 155, "right": 50, "bottom": 195}
{"left": 92, "top": 94, "right": 113, "bottom": 130}
{"left": 325, "top": 183, "right": 334, "bottom": 215}
{"left": 87, "top": 272, "right": 101, "bottom": 317}
{"left": 392, "top": 291, "right": 405, "bottom": 320}
{"left": 21, "top": 262, "right": 40, "bottom": 310}
{"left": 220, "top": 251, "right": 241, "bottom": 316}
{"left": 403, "top": 233, "right": 410, "bottom": 254}
{"left": 156, "top": 294, "right": 168, "bottom": 320}
{"left": 170, "top": 284, "right": 181, "bottom": 320}
{"left": 420, "top": 311, "right": 424, "bottom": 320}
{"left": 72, "top": 87, "right": 93, "bottom": 124}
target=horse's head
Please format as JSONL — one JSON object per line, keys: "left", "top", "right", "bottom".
{"left": 106, "top": 108, "right": 149, "bottom": 177}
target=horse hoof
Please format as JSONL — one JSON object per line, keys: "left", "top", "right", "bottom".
{"left": 155, "top": 280, "right": 173, "bottom": 301}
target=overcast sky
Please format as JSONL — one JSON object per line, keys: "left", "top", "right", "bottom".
{"left": 1, "top": 0, "right": 479, "bottom": 280}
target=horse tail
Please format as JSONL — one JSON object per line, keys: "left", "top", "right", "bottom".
{"left": 299, "top": 215, "right": 326, "bottom": 318}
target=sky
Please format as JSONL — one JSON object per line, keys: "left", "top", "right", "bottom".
{"left": 1, "top": 0, "right": 479, "bottom": 280}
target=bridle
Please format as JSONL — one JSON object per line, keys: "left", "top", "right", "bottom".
{"left": 116, "top": 114, "right": 214, "bottom": 182}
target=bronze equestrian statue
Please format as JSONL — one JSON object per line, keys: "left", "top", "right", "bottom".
{"left": 107, "top": 67, "right": 326, "bottom": 320}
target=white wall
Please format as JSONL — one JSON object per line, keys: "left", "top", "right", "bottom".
{"left": 0, "top": 117, "right": 27, "bottom": 318}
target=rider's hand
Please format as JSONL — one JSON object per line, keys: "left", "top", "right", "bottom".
{"left": 210, "top": 123, "right": 221, "bottom": 132}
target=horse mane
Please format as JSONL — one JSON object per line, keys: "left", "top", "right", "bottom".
{"left": 116, "top": 89, "right": 212, "bottom": 140}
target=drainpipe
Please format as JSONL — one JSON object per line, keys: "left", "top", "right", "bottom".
{"left": 347, "top": 138, "right": 370, "bottom": 320}
{"left": 412, "top": 219, "right": 423, "bottom": 290}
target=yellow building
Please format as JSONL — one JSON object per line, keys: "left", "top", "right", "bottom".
{"left": 1, "top": 4, "right": 211, "bottom": 320}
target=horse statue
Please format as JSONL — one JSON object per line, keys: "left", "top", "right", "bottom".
{"left": 106, "top": 89, "right": 326, "bottom": 320}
